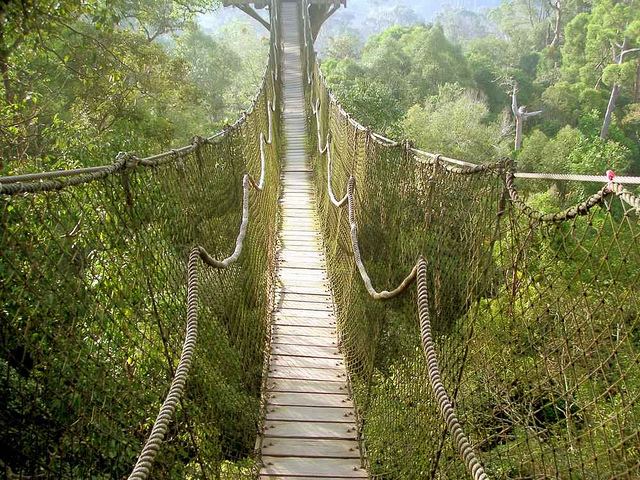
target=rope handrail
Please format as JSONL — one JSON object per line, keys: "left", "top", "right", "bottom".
{"left": 0, "top": 49, "right": 277, "bottom": 194}
{"left": 127, "top": 3, "right": 279, "bottom": 475}
{"left": 310, "top": 61, "right": 640, "bottom": 216}
{"left": 126, "top": 86, "right": 273, "bottom": 480}
{"left": 302, "top": 3, "right": 488, "bottom": 476}
{"left": 326, "top": 140, "right": 347, "bottom": 207}
{"left": 416, "top": 257, "right": 488, "bottom": 480}
{"left": 318, "top": 134, "right": 489, "bottom": 480}
{"left": 513, "top": 171, "right": 640, "bottom": 184}
{"left": 346, "top": 176, "right": 417, "bottom": 299}
{"left": 309, "top": 52, "right": 637, "bottom": 480}
{"left": 505, "top": 170, "right": 640, "bottom": 220}
{"left": 128, "top": 247, "right": 201, "bottom": 480}
{"left": 321, "top": 169, "right": 486, "bottom": 472}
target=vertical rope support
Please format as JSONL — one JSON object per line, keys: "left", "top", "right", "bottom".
{"left": 346, "top": 177, "right": 417, "bottom": 299}
{"left": 416, "top": 257, "right": 488, "bottom": 480}
{"left": 128, "top": 247, "right": 200, "bottom": 480}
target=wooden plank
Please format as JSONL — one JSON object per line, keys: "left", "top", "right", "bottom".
{"left": 276, "top": 275, "right": 326, "bottom": 284}
{"left": 261, "top": 438, "right": 360, "bottom": 458}
{"left": 260, "top": 457, "right": 366, "bottom": 477}
{"left": 266, "top": 405, "right": 353, "bottom": 423}
{"left": 267, "top": 378, "right": 348, "bottom": 395}
{"left": 283, "top": 175, "right": 312, "bottom": 182}
{"left": 270, "top": 355, "right": 344, "bottom": 370}
{"left": 260, "top": 476, "right": 366, "bottom": 480}
{"left": 281, "top": 212, "right": 317, "bottom": 220}
{"left": 272, "top": 315, "right": 334, "bottom": 327}
{"left": 277, "top": 239, "right": 322, "bottom": 248}
{"left": 276, "top": 308, "right": 333, "bottom": 319}
{"left": 267, "top": 392, "right": 353, "bottom": 409}
{"left": 271, "top": 343, "right": 340, "bottom": 359}
{"left": 276, "top": 300, "right": 332, "bottom": 311}
{"left": 259, "top": 5, "right": 366, "bottom": 477}
{"left": 272, "top": 325, "right": 334, "bottom": 337}
{"left": 275, "top": 292, "right": 332, "bottom": 303}
{"left": 276, "top": 281, "right": 330, "bottom": 291}
{"left": 268, "top": 365, "right": 344, "bottom": 382}
{"left": 277, "top": 247, "right": 323, "bottom": 255}
{"left": 262, "top": 421, "right": 357, "bottom": 440}
{"left": 277, "top": 235, "right": 321, "bottom": 242}
{"left": 279, "top": 231, "right": 322, "bottom": 239}
{"left": 277, "top": 262, "right": 325, "bottom": 271}
{"left": 278, "top": 267, "right": 327, "bottom": 277}
{"left": 272, "top": 334, "right": 337, "bottom": 347}
{"left": 280, "top": 206, "right": 315, "bottom": 214}
{"left": 277, "top": 257, "right": 325, "bottom": 268}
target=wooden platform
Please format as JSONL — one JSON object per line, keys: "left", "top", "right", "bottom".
{"left": 259, "top": 2, "right": 366, "bottom": 479}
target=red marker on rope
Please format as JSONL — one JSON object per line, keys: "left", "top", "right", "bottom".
{"left": 606, "top": 170, "right": 615, "bottom": 191}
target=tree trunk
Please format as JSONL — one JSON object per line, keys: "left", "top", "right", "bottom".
{"left": 634, "top": 58, "right": 640, "bottom": 103}
{"left": 549, "top": 1, "right": 561, "bottom": 48}
{"left": 515, "top": 116, "right": 524, "bottom": 150}
{"left": 600, "top": 38, "right": 629, "bottom": 140}
{"left": 0, "top": 23, "right": 13, "bottom": 104}
{"left": 600, "top": 83, "right": 620, "bottom": 139}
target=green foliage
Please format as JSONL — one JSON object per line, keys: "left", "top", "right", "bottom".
{"left": 403, "top": 83, "right": 507, "bottom": 162}
{"left": 0, "top": 1, "right": 274, "bottom": 477}
{"left": 322, "top": 24, "right": 474, "bottom": 134}
{"left": 313, "top": 2, "right": 640, "bottom": 477}
{"left": 518, "top": 125, "right": 632, "bottom": 184}
{"left": 1, "top": 70, "right": 280, "bottom": 476}
{"left": 0, "top": 0, "right": 266, "bottom": 174}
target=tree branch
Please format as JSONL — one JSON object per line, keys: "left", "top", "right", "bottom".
{"left": 236, "top": 5, "right": 270, "bottom": 31}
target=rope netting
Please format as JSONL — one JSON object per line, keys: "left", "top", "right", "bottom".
{"left": 0, "top": 3, "right": 282, "bottom": 478}
{"left": 302, "top": 2, "right": 640, "bottom": 479}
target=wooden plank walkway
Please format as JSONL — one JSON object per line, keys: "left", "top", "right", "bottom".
{"left": 259, "top": 2, "right": 367, "bottom": 478}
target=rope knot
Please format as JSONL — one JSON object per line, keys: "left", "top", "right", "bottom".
{"left": 191, "top": 135, "right": 206, "bottom": 148}
{"left": 117, "top": 152, "right": 140, "bottom": 170}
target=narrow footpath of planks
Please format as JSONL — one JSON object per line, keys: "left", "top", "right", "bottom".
{"left": 258, "top": 2, "right": 367, "bottom": 479}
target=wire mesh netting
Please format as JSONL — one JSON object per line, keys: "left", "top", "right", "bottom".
{"left": 303, "top": 3, "right": 640, "bottom": 478}
{"left": 0, "top": 6, "right": 282, "bottom": 477}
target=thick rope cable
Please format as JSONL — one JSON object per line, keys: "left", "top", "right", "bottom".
{"left": 346, "top": 177, "right": 417, "bottom": 299}
{"left": 127, "top": 130, "right": 270, "bottom": 479}
{"left": 326, "top": 140, "right": 347, "bottom": 207}
{"left": 200, "top": 175, "right": 253, "bottom": 269}
{"left": 127, "top": 100, "right": 271, "bottom": 480}
{"left": 302, "top": 4, "right": 486, "bottom": 477}
{"left": 327, "top": 172, "right": 485, "bottom": 478}
{"left": 0, "top": 154, "right": 130, "bottom": 194}
{"left": 416, "top": 257, "right": 489, "bottom": 480}
{"left": 312, "top": 98, "right": 329, "bottom": 154}
{"left": 266, "top": 107, "right": 274, "bottom": 145}
{"left": 307, "top": 28, "right": 640, "bottom": 187}
{"left": 198, "top": 125, "right": 269, "bottom": 269}
{"left": 127, "top": 39, "right": 275, "bottom": 478}
{"left": 506, "top": 170, "right": 611, "bottom": 222}
{"left": 128, "top": 247, "right": 200, "bottom": 480}
{"left": 513, "top": 171, "right": 640, "bottom": 184}
{"left": 609, "top": 182, "right": 640, "bottom": 212}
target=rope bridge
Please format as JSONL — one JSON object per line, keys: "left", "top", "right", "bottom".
{"left": 2, "top": 0, "right": 640, "bottom": 478}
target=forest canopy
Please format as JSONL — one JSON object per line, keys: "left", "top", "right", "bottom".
{"left": 320, "top": 0, "right": 640, "bottom": 200}
{"left": 0, "top": 0, "right": 268, "bottom": 174}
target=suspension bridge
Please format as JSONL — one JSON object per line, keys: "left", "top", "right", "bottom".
{"left": 1, "top": 1, "right": 639, "bottom": 479}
